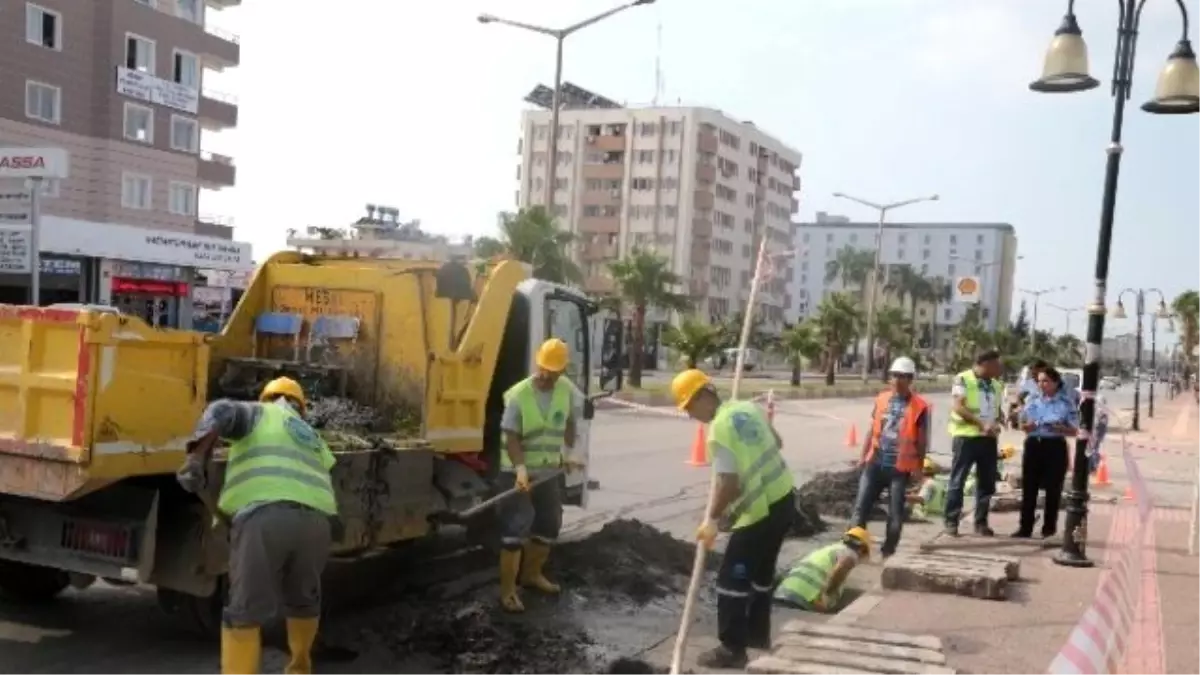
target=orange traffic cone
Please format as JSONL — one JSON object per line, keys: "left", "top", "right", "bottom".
{"left": 1093, "top": 457, "right": 1111, "bottom": 487}
{"left": 844, "top": 424, "right": 859, "bottom": 448}
{"left": 687, "top": 424, "right": 709, "bottom": 467}
{"left": 1122, "top": 486, "right": 1135, "bottom": 501}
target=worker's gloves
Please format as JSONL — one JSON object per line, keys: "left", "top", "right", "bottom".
{"left": 176, "top": 454, "right": 207, "bottom": 494}
{"left": 695, "top": 520, "right": 719, "bottom": 550}
{"left": 514, "top": 465, "right": 531, "bottom": 492}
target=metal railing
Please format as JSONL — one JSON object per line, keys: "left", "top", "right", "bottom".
{"left": 200, "top": 151, "right": 235, "bottom": 165}
{"left": 202, "top": 89, "right": 238, "bottom": 105}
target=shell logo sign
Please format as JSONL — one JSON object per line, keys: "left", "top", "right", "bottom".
{"left": 954, "top": 276, "right": 982, "bottom": 303}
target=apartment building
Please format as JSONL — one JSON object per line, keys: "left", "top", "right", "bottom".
{"left": 516, "top": 105, "right": 802, "bottom": 327}
{"left": 791, "top": 212, "right": 1018, "bottom": 349}
{"left": 0, "top": 0, "right": 247, "bottom": 328}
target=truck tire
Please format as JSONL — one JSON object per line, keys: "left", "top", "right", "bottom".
{"left": 0, "top": 560, "right": 71, "bottom": 603}
{"left": 156, "top": 576, "right": 227, "bottom": 639}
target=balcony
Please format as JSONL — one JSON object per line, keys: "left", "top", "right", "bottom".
{"left": 790, "top": 197, "right": 800, "bottom": 214}
{"left": 579, "top": 216, "right": 620, "bottom": 235}
{"left": 693, "top": 189, "right": 714, "bottom": 210}
{"left": 207, "top": 0, "right": 242, "bottom": 7}
{"left": 198, "top": 151, "right": 236, "bottom": 188}
{"left": 689, "top": 279, "right": 710, "bottom": 296}
{"left": 581, "top": 163, "right": 624, "bottom": 180}
{"left": 692, "top": 217, "right": 712, "bottom": 238}
{"left": 793, "top": 174, "right": 802, "bottom": 190}
{"left": 198, "top": 90, "right": 238, "bottom": 130}
{"left": 195, "top": 213, "right": 234, "bottom": 239}
{"left": 585, "top": 275, "right": 615, "bottom": 295}
{"left": 695, "top": 163, "right": 716, "bottom": 185}
{"left": 580, "top": 188, "right": 622, "bottom": 206}
{"left": 697, "top": 130, "right": 718, "bottom": 154}
{"left": 691, "top": 241, "right": 711, "bottom": 266}
{"left": 200, "top": 25, "right": 241, "bottom": 70}
{"left": 581, "top": 241, "right": 618, "bottom": 261}
{"left": 585, "top": 134, "right": 626, "bottom": 152}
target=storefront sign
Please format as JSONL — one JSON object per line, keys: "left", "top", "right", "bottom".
{"left": 111, "top": 277, "right": 190, "bottom": 297}
{"left": 111, "top": 261, "right": 186, "bottom": 281}
{"left": 0, "top": 226, "right": 32, "bottom": 273}
{"left": 0, "top": 147, "right": 70, "bottom": 179}
{"left": 41, "top": 257, "right": 82, "bottom": 276}
{"left": 42, "top": 216, "right": 253, "bottom": 271}
{"left": 115, "top": 67, "right": 199, "bottom": 115}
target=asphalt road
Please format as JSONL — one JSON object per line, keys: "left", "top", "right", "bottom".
{"left": 0, "top": 385, "right": 1171, "bottom": 672}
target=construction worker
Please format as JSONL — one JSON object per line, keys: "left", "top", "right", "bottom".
{"left": 851, "top": 356, "right": 930, "bottom": 558}
{"left": 944, "top": 349, "right": 1004, "bottom": 537}
{"left": 176, "top": 377, "right": 338, "bottom": 675}
{"left": 774, "top": 527, "right": 871, "bottom": 612}
{"left": 909, "top": 458, "right": 946, "bottom": 520}
{"left": 673, "top": 369, "right": 795, "bottom": 669}
{"left": 496, "top": 338, "right": 585, "bottom": 613}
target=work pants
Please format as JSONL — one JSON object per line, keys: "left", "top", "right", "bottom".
{"left": 1019, "top": 437, "right": 1070, "bottom": 536}
{"left": 496, "top": 471, "right": 563, "bottom": 550}
{"left": 224, "top": 501, "right": 332, "bottom": 627}
{"left": 945, "top": 435, "right": 998, "bottom": 527}
{"left": 716, "top": 495, "right": 794, "bottom": 653}
{"left": 851, "top": 461, "right": 910, "bottom": 556}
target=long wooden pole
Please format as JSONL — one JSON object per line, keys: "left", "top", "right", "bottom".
{"left": 669, "top": 238, "right": 768, "bottom": 674}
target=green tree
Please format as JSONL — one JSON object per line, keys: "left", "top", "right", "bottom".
{"left": 814, "top": 292, "right": 862, "bottom": 385}
{"left": 776, "top": 320, "right": 823, "bottom": 386}
{"left": 662, "top": 317, "right": 722, "bottom": 369}
{"left": 951, "top": 305, "right": 990, "bottom": 371}
{"left": 1172, "top": 289, "right": 1199, "bottom": 378}
{"left": 873, "top": 306, "right": 911, "bottom": 379}
{"left": 608, "top": 249, "right": 691, "bottom": 387}
{"left": 825, "top": 246, "right": 875, "bottom": 361}
{"left": 477, "top": 206, "right": 582, "bottom": 284}
{"left": 1053, "top": 333, "right": 1085, "bottom": 368}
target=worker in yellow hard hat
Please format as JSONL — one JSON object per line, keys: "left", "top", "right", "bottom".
{"left": 908, "top": 457, "right": 947, "bottom": 520}
{"left": 672, "top": 369, "right": 795, "bottom": 669}
{"left": 495, "top": 338, "right": 586, "bottom": 613}
{"left": 176, "top": 376, "right": 338, "bottom": 674}
{"left": 775, "top": 527, "right": 871, "bottom": 613}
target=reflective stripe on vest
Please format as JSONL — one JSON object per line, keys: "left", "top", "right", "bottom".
{"left": 500, "top": 376, "right": 572, "bottom": 471}
{"left": 863, "top": 391, "right": 928, "bottom": 473}
{"left": 926, "top": 476, "right": 948, "bottom": 515}
{"left": 218, "top": 403, "right": 337, "bottom": 517}
{"left": 949, "top": 370, "right": 999, "bottom": 437}
{"left": 709, "top": 401, "right": 795, "bottom": 530}
{"left": 775, "top": 543, "right": 840, "bottom": 606}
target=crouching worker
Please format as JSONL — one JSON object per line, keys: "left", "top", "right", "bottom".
{"left": 909, "top": 458, "right": 947, "bottom": 520}
{"left": 176, "top": 377, "right": 338, "bottom": 675}
{"left": 674, "top": 369, "right": 795, "bottom": 669}
{"left": 775, "top": 527, "right": 871, "bottom": 612}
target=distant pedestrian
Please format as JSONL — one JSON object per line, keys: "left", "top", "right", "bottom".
{"left": 1015, "top": 367, "right": 1079, "bottom": 538}
{"left": 944, "top": 350, "right": 1004, "bottom": 537}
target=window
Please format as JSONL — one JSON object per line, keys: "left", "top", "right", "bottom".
{"left": 126, "top": 34, "right": 156, "bottom": 74}
{"left": 169, "top": 182, "right": 197, "bottom": 216}
{"left": 173, "top": 50, "right": 199, "bottom": 88}
{"left": 920, "top": 263, "right": 929, "bottom": 275}
{"left": 974, "top": 249, "right": 983, "bottom": 260}
{"left": 897, "top": 249, "right": 905, "bottom": 260}
{"left": 25, "top": 3, "right": 61, "bottom": 49}
{"left": 923, "top": 234, "right": 932, "bottom": 244}
{"left": 637, "top": 150, "right": 654, "bottom": 164}
{"left": 976, "top": 234, "right": 985, "bottom": 245}
{"left": 802, "top": 233, "right": 810, "bottom": 243}
{"left": 898, "top": 234, "right": 907, "bottom": 244}
{"left": 25, "top": 80, "right": 60, "bottom": 124}
{"left": 631, "top": 177, "right": 654, "bottom": 191}
{"left": 849, "top": 233, "right": 858, "bottom": 243}
{"left": 949, "top": 234, "right": 958, "bottom": 245}
{"left": 922, "top": 248, "right": 931, "bottom": 259}
{"left": 176, "top": 0, "right": 202, "bottom": 22}
{"left": 948, "top": 263, "right": 956, "bottom": 275}
{"left": 122, "top": 173, "right": 152, "bottom": 210}
{"left": 667, "top": 121, "right": 681, "bottom": 136}
{"left": 123, "top": 103, "right": 154, "bottom": 143}
{"left": 943, "top": 308, "right": 952, "bottom": 321}
{"left": 170, "top": 115, "right": 199, "bottom": 152}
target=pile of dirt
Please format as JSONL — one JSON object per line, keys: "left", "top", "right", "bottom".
{"left": 789, "top": 488, "right": 829, "bottom": 537}
{"left": 552, "top": 519, "right": 718, "bottom": 604}
{"left": 307, "top": 396, "right": 390, "bottom": 432}
{"left": 797, "top": 467, "right": 865, "bottom": 519}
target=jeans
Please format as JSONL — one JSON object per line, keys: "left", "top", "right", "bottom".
{"left": 944, "top": 435, "right": 999, "bottom": 527}
{"left": 851, "top": 461, "right": 910, "bottom": 556}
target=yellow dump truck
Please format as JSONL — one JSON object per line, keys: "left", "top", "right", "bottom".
{"left": 0, "top": 251, "right": 621, "bottom": 633}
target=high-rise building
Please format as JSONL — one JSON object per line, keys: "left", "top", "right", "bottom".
{"left": 790, "top": 212, "right": 1018, "bottom": 350}
{"left": 0, "top": 0, "right": 248, "bottom": 328}
{"left": 516, "top": 99, "right": 802, "bottom": 327}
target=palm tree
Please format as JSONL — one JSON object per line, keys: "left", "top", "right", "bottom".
{"left": 776, "top": 320, "right": 823, "bottom": 386}
{"left": 475, "top": 206, "right": 583, "bottom": 284}
{"left": 924, "top": 275, "right": 953, "bottom": 361}
{"left": 662, "top": 317, "right": 722, "bottom": 369}
{"left": 608, "top": 249, "right": 691, "bottom": 387}
{"left": 814, "top": 292, "right": 862, "bottom": 385}
{"left": 874, "top": 306, "right": 910, "bottom": 378}
{"left": 951, "top": 305, "right": 990, "bottom": 371}
{"left": 825, "top": 246, "right": 875, "bottom": 363}
{"left": 883, "top": 264, "right": 923, "bottom": 318}
{"left": 1172, "top": 290, "right": 1199, "bottom": 378}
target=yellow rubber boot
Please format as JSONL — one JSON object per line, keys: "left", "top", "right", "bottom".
{"left": 284, "top": 617, "right": 319, "bottom": 674}
{"left": 221, "top": 625, "right": 262, "bottom": 675}
{"left": 499, "top": 548, "right": 525, "bottom": 613}
{"left": 520, "top": 541, "right": 561, "bottom": 594}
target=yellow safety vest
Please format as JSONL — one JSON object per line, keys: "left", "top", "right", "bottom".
{"left": 948, "top": 370, "right": 1000, "bottom": 438}
{"left": 218, "top": 403, "right": 338, "bottom": 517}
{"left": 500, "top": 376, "right": 572, "bottom": 471}
{"left": 775, "top": 543, "right": 843, "bottom": 606}
{"left": 707, "top": 400, "right": 795, "bottom": 530}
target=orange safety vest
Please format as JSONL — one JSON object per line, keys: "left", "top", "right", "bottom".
{"left": 865, "top": 391, "right": 929, "bottom": 472}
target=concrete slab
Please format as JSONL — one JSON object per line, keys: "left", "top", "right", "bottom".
{"left": 748, "top": 621, "right": 955, "bottom": 675}
{"left": 880, "top": 553, "right": 1008, "bottom": 599}
{"left": 777, "top": 620, "right": 945, "bottom": 651}
{"left": 925, "top": 550, "right": 1021, "bottom": 580}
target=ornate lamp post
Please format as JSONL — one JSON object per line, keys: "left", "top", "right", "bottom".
{"left": 1113, "top": 289, "right": 1173, "bottom": 427}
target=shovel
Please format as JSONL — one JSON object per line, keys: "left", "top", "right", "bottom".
{"left": 433, "top": 470, "right": 565, "bottom": 525}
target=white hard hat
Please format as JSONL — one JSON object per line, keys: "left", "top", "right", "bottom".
{"left": 889, "top": 357, "right": 917, "bottom": 375}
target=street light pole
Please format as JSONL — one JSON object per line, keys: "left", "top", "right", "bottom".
{"left": 1029, "top": 0, "right": 1197, "bottom": 568}
{"left": 1114, "top": 288, "right": 1169, "bottom": 429}
{"left": 1019, "top": 286, "right": 1067, "bottom": 350}
{"left": 831, "top": 191, "right": 940, "bottom": 383}
{"left": 479, "top": 0, "right": 656, "bottom": 210}
{"left": 1049, "top": 303, "right": 1083, "bottom": 334}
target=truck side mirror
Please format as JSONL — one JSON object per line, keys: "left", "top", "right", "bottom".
{"left": 598, "top": 315, "right": 624, "bottom": 393}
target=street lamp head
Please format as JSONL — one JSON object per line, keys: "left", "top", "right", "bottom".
{"left": 1112, "top": 301, "right": 1127, "bottom": 319}
{"left": 477, "top": 13, "right": 497, "bottom": 23}
{"left": 1155, "top": 301, "right": 1172, "bottom": 319}
{"left": 632, "top": 0, "right": 656, "bottom": 5}
{"left": 1029, "top": 13, "right": 1101, "bottom": 93}
{"left": 1141, "top": 39, "right": 1200, "bottom": 115}
{"left": 928, "top": 194, "right": 940, "bottom": 201}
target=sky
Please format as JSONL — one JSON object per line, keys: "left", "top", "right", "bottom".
{"left": 200, "top": 0, "right": 1199, "bottom": 340}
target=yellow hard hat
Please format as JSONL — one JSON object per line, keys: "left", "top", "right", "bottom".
{"left": 1001, "top": 445, "right": 1016, "bottom": 460}
{"left": 843, "top": 526, "right": 872, "bottom": 558}
{"left": 671, "top": 369, "right": 712, "bottom": 410}
{"left": 923, "top": 457, "right": 936, "bottom": 473}
{"left": 535, "top": 338, "right": 570, "bottom": 372}
{"left": 260, "top": 376, "right": 306, "bottom": 412}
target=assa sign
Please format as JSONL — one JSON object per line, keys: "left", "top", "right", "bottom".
{"left": 0, "top": 147, "right": 69, "bottom": 179}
